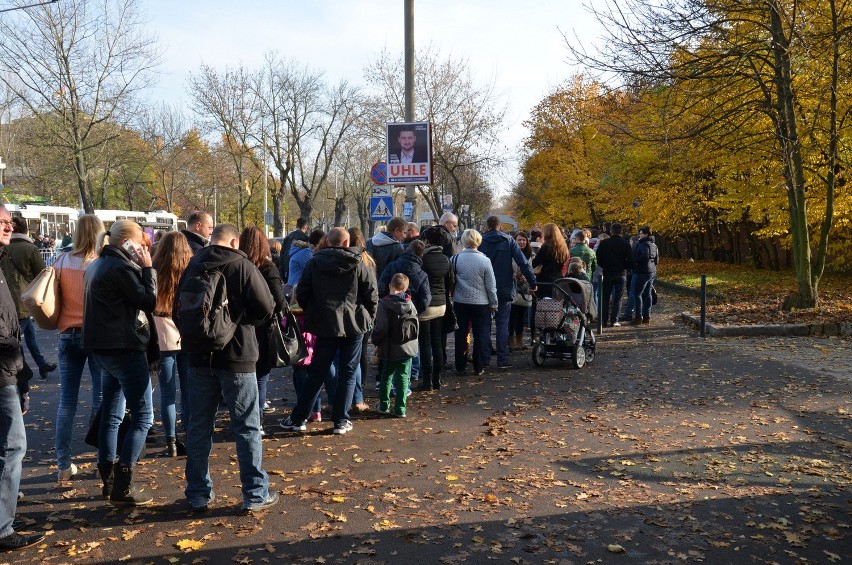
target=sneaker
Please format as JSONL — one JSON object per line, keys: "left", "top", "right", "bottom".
{"left": 262, "top": 401, "right": 275, "bottom": 414}
{"left": 376, "top": 404, "right": 391, "bottom": 415}
{"left": 242, "top": 490, "right": 280, "bottom": 514}
{"left": 332, "top": 421, "right": 353, "bottom": 435}
{"left": 307, "top": 411, "right": 322, "bottom": 423}
{"left": 474, "top": 369, "right": 485, "bottom": 376}
{"left": 406, "top": 389, "right": 412, "bottom": 398}
{"left": 57, "top": 463, "right": 78, "bottom": 482}
{"left": 612, "top": 321, "right": 621, "bottom": 327}
{"left": 190, "top": 492, "right": 215, "bottom": 513}
{"left": 393, "top": 412, "right": 406, "bottom": 418}
{"left": 496, "top": 362, "right": 513, "bottom": 370}
{"left": 39, "top": 362, "right": 57, "bottom": 380}
{"left": 0, "top": 531, "right": 46, "bottom": 551}
{"left": 279, "top": 417, "right": 307, "bottom": 432}
{"left": 259, "top": 426, "right": 266, "bottom": 437}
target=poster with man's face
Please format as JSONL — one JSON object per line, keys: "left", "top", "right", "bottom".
{"left": 386, "top": 121, "right": 432, "bottom": 185}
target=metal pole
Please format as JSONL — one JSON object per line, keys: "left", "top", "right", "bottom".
{"left": 262, "top": 128, "right": 268, "bottom": 235}
{"left": 404, "top": 0, "right": 416, "bottom": 203}
{"left": 700, "top": 274, "right": 707, "bottom": 338}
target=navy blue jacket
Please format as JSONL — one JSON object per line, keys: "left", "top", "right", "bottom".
{"left": 377, "top": 250, "right": 431, "bottom": 314}
{"left": 633, "top": 235, "right": 659, "bottom": 274}
{"left": 478, "top": 230, "right": 537, "bottom": 303}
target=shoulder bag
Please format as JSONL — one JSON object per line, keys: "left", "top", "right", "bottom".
{"left": 21, "top": 253, "right": 63, "bottom": 330}
{"left": 268, "top": 304, "right": 308, "bottom": 368}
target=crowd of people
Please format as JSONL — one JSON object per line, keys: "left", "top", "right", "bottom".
{"left": 0, "top": 205, "right": 658, "bottom": 551}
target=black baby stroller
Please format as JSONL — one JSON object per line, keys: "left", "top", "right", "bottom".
{"left": 531, "top": 277, "right": 597, "bottom": 369}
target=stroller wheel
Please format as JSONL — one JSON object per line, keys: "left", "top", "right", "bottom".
{"left": 570, "top": 345, "right": 586, "bottom": 369}
{"left": 532, "top": 342, "right": 546, "bottom": 367}
{"left": 584, "top": 346, "right": 595, "bottom": 364}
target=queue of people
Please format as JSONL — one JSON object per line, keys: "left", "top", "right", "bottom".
{"left": 0, "top": 208, "right": 659, "bottom": 552}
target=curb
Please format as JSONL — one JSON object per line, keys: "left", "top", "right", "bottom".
{"left": 679, "top": 312, "right": 852, "bottom": 337}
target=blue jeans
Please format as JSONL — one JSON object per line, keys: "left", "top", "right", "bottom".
{"left": 454, "top": 302, "right": 492, "bottom": 373}
{"left": 601, "top": 275, "right": 626, "bottom": 324}
{"left": 185, "top": 366, "right": 269, "bottom": 508}
{"left": 256, "top": 371, "right": 269, "bottom": 423}
{"left": 0, "top": 385, "right": 26, "bottom": 538}
{"left": 634, "top": 272, "right": 656, "bottom": 318}
{"left": 493, "top": 300, "right": 513, "bottom": 365}
{"left": 621, "top": 273, "right": 637, "bottom": 319}
{"left": 20, "top": 317, "right": 48, "bottom": 370}
{"left": 158, "top": 351, "right": 190, "bottom": 439}
{"left": 55, "top": 329, "right": 104, "bottom": 470}
{"left": 289, "top": 335, "right": 362, "bottom": 426}
{"left": 93, "top": 351, "right": 153, "bottom": 465}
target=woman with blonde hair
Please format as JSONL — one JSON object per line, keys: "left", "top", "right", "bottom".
{"left": 152, "top": 232, "right": 193, "bottom": 457}
{"left": 532, "top": 223, "right": 569, "bottom": 298}
{"left": 452, "top": 229, "right": 497, "bottom": 376}
{"left": 83, "top": 219, "right": 157, "bottom": 505}
{"left": 54, "top": 214, "right": 106, "bottom": 482}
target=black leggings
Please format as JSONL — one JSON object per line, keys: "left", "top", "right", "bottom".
{"left": 418, "top": 317, "right": 445, "bottom": 387}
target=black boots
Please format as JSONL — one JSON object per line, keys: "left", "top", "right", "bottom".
{"left": 431, "top": 365, "right": 442, "bottom": 390}
{"left": 109, "top": 464, "right": 153, "bottom": 506}
{"left": 97, "top": 461, "right": 114, "bottom": 500}
{"left": 161, "top": 437, "right": 187, "bottom": 458}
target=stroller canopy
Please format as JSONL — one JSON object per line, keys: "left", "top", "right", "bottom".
{"left": 554, "top": 277, "right": 598, "bottom": 322}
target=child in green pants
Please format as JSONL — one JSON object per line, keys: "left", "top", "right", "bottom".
{"left": 371, "top": 273, "right": 419, "bottom": 417}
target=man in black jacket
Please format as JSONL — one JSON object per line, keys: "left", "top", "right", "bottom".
{"left": 281, "top": 227, "right": 378, "bottom": 436}
{"left": 0, "top": 206, "right": 44, "bottom": 551}
{"left": 632, "top": 226, "right": 659, "bottom": 325}
{"left": 278, "top": 217, "right": 309, "bottom": 280}
{"left": 181, "top": 211, "right": 213, "bottom": 255}
{"left": 595, "top": 222, "right": 634, "bottom": 326}
{"left": 177, "top": 224, "right": 278, "bottom": 514}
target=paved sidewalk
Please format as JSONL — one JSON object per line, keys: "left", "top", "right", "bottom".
{"left": 10, "top": 292, "right": 851, "bottom": 564}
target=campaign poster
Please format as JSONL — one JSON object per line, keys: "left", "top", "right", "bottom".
{"left": 386, "top": 121, "right": 432, "bottom": 185}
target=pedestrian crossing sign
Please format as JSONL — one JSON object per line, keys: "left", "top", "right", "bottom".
{"left": 370, "top": 196, "right": 393, "bottom": 220}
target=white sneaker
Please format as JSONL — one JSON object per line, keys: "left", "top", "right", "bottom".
{"left": 612, "top": 321, "right": 621, "bottom": 327}
{"left": 57, "top": 463, "right": 78, "bottom": 481}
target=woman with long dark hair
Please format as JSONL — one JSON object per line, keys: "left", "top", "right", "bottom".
{"left": 348, "top": 227, "right": 375, "bottom": 412}
{"left": 152, "top": 232, "right": 193, "bottom": 457}
{"left": 417, "top": 226, "right": 454, "bottom": 390}
{"left": 239, "top": 226, "right": 286, "bottom": 434}
{"left": 509, "top": 231, "right": 533, "bottom": 350}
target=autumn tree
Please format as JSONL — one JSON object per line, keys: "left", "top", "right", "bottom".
{"left": 0, "top": 0, "right": 160, "bottom": 213}
{"left": 568, "top": 0, "right": 852, "bottom": 308}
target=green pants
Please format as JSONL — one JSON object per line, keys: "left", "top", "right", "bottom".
{"left": 378, "top": 358, "right": 412, "bottom": 416}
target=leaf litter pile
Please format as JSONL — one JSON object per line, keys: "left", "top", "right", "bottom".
{"left": 14, "top": 297, "right": 852, "bottom": 564}
{"left": 662, "top": 260, "right": 852, "bottom": 326}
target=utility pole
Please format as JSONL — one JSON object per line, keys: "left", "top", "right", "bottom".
{"left": 404, "top": 0, "right": 417, "bottom": 215}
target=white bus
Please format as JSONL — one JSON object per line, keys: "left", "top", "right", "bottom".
{"left": 5, "top": 204, "right": 186, "bottom": 240}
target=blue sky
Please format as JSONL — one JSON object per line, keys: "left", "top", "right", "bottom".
{"left": 145, "top": 0, "right": 601, "bottom": 192}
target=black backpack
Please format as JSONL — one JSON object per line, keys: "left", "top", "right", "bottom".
{"left": 175, "top": 267, "right": 237, "bottom": 351}
{"left": 389, "top": 303, "right": 419, "bottom": 344}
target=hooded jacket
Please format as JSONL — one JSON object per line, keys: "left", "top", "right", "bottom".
{"left": 366, "top": 232, "right": 403, "bottom": 279}
{"left": 478, "top": 229, "right": 537, "bottom": 304}
{"left": 296, "top": 246, "right": 378, "bottom": 337}
{"left": 371, "top": 293, "right": 419, "bottom": 361}
{"left": 0, "top": 233, "right": 46, "bottom": 318}
{"left": 82, "top": 245, "right": 157, "bottom": 352}
{"left": 633, "top": 235, "right": 659, "bottom": 274}
{"left": 176, "top": 245, "right": 274, "bottom": 372}
{"left": 279, "top": 228, "right": 309, "bottom": 280}
{"left": 569, "top": 242, "right": 598, "bottom": 274}
{"left": 287, "top": 240, "right": 312, "bottom": 286}
{"left": 377, "top": 249, "right": 431, "bottom": 314}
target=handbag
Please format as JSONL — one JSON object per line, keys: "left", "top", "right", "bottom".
{"left": 442, "top": 299, "right": 458, "bottom": 334}
{"left": 153, "top": 315, "right": 181, "bottom": 352}
{"left": 21, "top": 254, "right": 63, "bottom": 330}
{"left": 268, "top": 306, "right": 308, "bottom": 368}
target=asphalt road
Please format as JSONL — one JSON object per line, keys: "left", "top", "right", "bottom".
{"left": 8, "top": 292, "right": 851, "bottom": 564}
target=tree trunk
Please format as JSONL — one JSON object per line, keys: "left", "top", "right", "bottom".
{"left": 769, "top": 2, "right": 816, "bottom": 309}
{"left": 75, "top": 151, "right": 94, "bottom": 213}
{"left": 272, "top": 193, "right": 284, "bottom": 237}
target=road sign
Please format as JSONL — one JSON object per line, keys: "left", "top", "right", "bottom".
{"left": 371, "top": 185, "right": 391, "bottom": 197}
{"left": 370, "top": 162, "right": 388, "bottom": 185}
{"left": 370, "top": 196, "right": 393, "bottom": 220}
{"left": 403, "top": 201, "right": 413, "bottom": 219}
